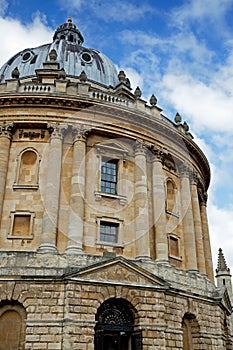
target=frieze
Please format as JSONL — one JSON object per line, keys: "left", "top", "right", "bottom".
{"left": 18, "top": 129, "right": 46, "bottom": 140}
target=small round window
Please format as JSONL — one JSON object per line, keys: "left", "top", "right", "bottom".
{"left": 22, "top": 51, "right": 32, "bottom": 62}
{"left": 80, "top": 51, "right": 92, "bottom": 64}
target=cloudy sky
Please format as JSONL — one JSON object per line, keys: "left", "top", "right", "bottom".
{"left": 0, "top": 0, "right": 233, "bottom": 275}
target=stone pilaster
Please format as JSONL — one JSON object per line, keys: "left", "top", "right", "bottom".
{"left": 0, "top": 122, "right": 14, "bottom": 222}
{"left": 66, "top": 126, "right": 88, "bottom": 254}
{"left": 134, "top": 140, "right": 150, "bottom": 259}
{"left": 151, "top": 145, "right": 168, "bottom": 262}
{"left": 191, "top": 174, "right": 206, "bottom": 274}
{"left": 200, "top": 193, "right": 214, "bottom": 282}
{"left": 179, "top": 165, "right": 198, "bottom": 271}
{"left": 38, "top": 123, "right": 66, "bottom": 253}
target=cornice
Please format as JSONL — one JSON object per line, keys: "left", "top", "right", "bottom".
{"left": 0, "top": 93, "right": 210, "bottom": 189}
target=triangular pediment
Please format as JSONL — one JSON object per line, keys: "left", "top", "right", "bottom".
{"left": 95, "top": 141, "right": 129, "bottom": 157}
{"left": 64, "top": 257, "right": 170, "bottom": 289}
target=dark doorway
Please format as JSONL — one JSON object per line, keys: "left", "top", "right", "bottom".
{"left": 94, "top": 298, "right": 142, "bottom": 350}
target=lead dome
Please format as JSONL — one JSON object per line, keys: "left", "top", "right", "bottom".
{"left": 0, "top": 18, "right": 118, "bottom": 87}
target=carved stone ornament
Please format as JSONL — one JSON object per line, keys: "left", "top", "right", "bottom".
{"left": 11, "top": 66, "right": 20, "bottom": 79}
{"left": 72, "top": 125, "right": 90, "bottom": 142}
{"left": 18, "top": 129, "right": 46, "bottom": 140}
{"left": 134, "top": 139, "right": 148, "bottom": 155}
{"left": 150, "top": 94, "right": 157, "bottom": 106}
{"left": 79, "top": 70, "right": 87, "bottom": 82}
{"left": 151, "top": 144, "right": 167, "bottom": 162}
{"left": 191, "top": 171, "right": 199, "bottom": 185}
{"left": 179, "top": 164, "right": 193, "bottom": 178}
{"left": 49, "top": 49, "right": 58, "bottom": 62}
{"left": 198, "top": 188, "right": 208, "bottom": 205}
{"left": 47, "top": 122, "right": 68, "bottom": 139}
{"left": 0, "top": 121, "right": 15, "bottom": 138}
{"left": 118, "top": 70, "right": 126, "bottom": 83}
{"left": 134, "top": 86, "right": 142, "bottom": 98}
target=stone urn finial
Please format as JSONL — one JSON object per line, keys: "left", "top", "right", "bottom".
{"left": 58, "top": 68, "right": 66, "bottom": 80}
{"left": 183, "top": 121, "right": 189, "bottom": 132}
{"left": 118, "top": 70, "right": 126, "bottom": 83}
{"left": 11, "top": 67, "right": 20, "bottom": 79}
{"left": 80, "top": 70, "right": 87, "bottom": 82}
{"left": 174, "top": 112, "right": 182, "bottom": 124}
{"left": 134, "top": 86, "right": 142, "bottom": 98}
{"left": 49, "top": 49, "right": 58, "bottom": 62}
{"left": 150, "top": 94, "right": 157, "bottom": 106}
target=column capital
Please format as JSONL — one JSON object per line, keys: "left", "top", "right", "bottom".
{"left": 134, "top": 139, "right": 148, "bottom": 156}
{"left": 191, "top": 171, "right": 199, "bottom": 185}
{"left": 151, "top": 144, "right": 167, "bottom": 162}
{"left": 198, "top": 189, "right": 208, "bottom": 206}
{"left": 47, "top": 122, "right": 68, "bottom": 140}
{"left": 179, "top": 164, "right": 193, "bottom": 178}
{"left": 0, "top": 121, "right": 15, "bottom": 139}
{"left": 72, "top": 125, "right": 90, "bottom": 143}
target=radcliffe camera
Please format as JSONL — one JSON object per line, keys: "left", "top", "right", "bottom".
{"left": 0, "top": 7, "right": 232, "bottom": 350}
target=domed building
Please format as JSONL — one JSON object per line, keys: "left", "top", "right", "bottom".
{"left": 0, "top": 18, "right": 232, "bottom": 349}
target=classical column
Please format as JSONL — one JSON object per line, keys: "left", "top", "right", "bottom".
{"left": 134, "top": 140, "right": 150, "bottom": 259}
{"left": 151, "top": 145, "right": 168, "bottom": 262}
{"left": 180, "top": 166, "right": 198, "bottom": 271}
{"left": 66, "top": 126, "right": 88, "bottom": 254}
{"left": 38, "top": 123, "right": 66, "bottom": 253}
{"left": 191, "top": 174, "right": 206, "bottom": 274}
{"left": 200, "top": 193, "right": 214, "bottom": 282}
{"left": 0, "top": 122, "right": 14, "bottom": 221}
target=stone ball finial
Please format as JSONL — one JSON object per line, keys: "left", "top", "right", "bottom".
{"left": 174, "top": 112, "right": 182, "bottom": 124}
{"left": 80, "top": 70, "right": 87, "bottom": 82}
{"left": 134, "top": 86, "right": 142, "bottom": 98}
{"left": 150, "top": 94, "right": 157, "bottom": 106}
{"left": 118, "top": 70, "right": 126, "bottom": 83}
{"left": 49, "top": 49, "right": 58, "bottom": 62}
{"left": 11, "top": 67, "right": 20, "bottom": 79}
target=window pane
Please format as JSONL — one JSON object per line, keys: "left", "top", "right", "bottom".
{"left": 100, "top": 222, "right": 118, "bottom": 243}
{"left": 101, "top": 159, "right": 118, "bottom": 194}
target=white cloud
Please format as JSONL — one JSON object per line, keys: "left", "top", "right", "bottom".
{"left": 161, "top": 73, "right": 233, "bottom": 133}
{"left": 59, "top": 0, "right": 155, "bottom": 23}
{"left": 208, "top": 202, "right": 233, "bottom": 272}
{"left": 170, "top": 0, "right": 233, "bottom": 34}
{"left": 0, "top": 13, "right": 53, "bottom": 68}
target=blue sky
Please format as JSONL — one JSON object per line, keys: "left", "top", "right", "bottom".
{"left": 0, "top": 0, "right": 233, "bottom": 274}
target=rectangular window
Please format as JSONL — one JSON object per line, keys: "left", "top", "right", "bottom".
{"left": 169, "top": 236, "right": 179, "bottom": 257}
{"left": 100, "top": 221, "right": 119, "bottom": 243}
{"left": 8, "top": 211, "right": 35, "bottom": 239}
{"left": 12, "top": 215, "right": 31, "bottom": 237}
{"left": 101, "top": 159, "right": 118, "bottom": 194}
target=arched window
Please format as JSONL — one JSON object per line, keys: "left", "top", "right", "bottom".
{"left": 182, "top": 313, "right": 200, "bottom": 350}
{"left": 0, "top": 302, "right": 26, "bottom": 350}
{"left": 166, "top": 179, "right": 176, "bottom": 213}
{"left": 95, "top": 298, "right": 142, "bottom": 350}
{"left": 14, "top": 148, "right": 41, "bottom": 189}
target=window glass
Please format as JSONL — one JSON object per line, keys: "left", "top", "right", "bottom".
{"left": 100, "top": 222, "right": 119, "bottom": 243}
{"left": 101, "top": 159, "right": 118, "bottom": 194}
